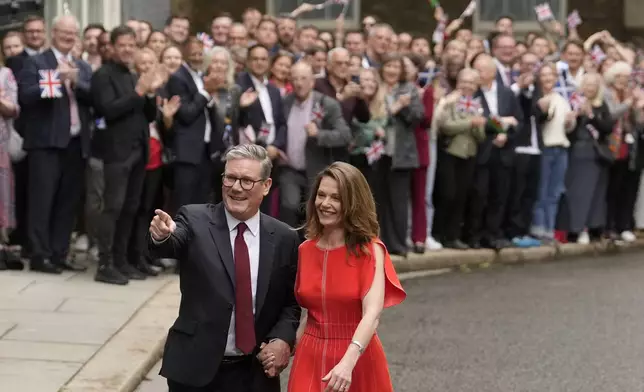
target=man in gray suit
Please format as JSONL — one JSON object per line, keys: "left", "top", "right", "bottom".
{"left": 279, "top": 61, "right": 351, "bottom": 228}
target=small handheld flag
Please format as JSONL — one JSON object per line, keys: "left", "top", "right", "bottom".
{"left": 312, "top": 102, "right": 324, "bottom": 123}
{"left": 590, "top": 45, "right": 607, "bottom": 64}
{"left": 196, "top": 33, "right": 214, "bottom": 50}
{"left": 567, "top": 10, "right": 582, "bottom": 29}
{"left": 432, "top": 14, "right": 448, "bottom": 43}
{"left": 534, "top": 3, "right": 554, "bottom": 22}
{"left": 429, "top": 0, "right": 440, "bottom": 8}
{"left": 456, "top": 96, "right": 481, "bottom": 115}
{"left": 314, "top": 0, "right": 348, "bottom": 10}
{"left": 39, "top": 70, "right": 63, "bottom": 99}
{"left": 366, "top": 140, "right": 385, "bottom": 165}
{"left": 569, "top": 92, "right": 585, "bottom": 111}
{"left": 488, "top": 115, "right": 505, "bottom": 134}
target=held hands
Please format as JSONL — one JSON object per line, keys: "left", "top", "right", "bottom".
{"left": 150, "top": 209, "right": 176, "bottom": 241}
{"left": 470, "top": 115, "right": 487, "bottom": 128}
{"left": 342, "top": 82, "right": 361, "bottom": 100}
{"left": 500, "top": 116, "right": 518, "bottom": 128}
{"left": 493, "top": 133, "right": 508, "bottom": 148}
{"left": 257, "top": 339, "right": 291, "bottom": 378}
{"left": 537, "top": 96, "right": 551, "bottom": 112}
{"left": 518, "top": 73, "right": 534, "bottom": 89}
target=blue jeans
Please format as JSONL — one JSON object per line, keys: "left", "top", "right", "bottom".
{"left": 532, "top": 147, "right": 568, "bottom": 236}
{"left": 425, "top": 139, "right": 438, "bottom": 236}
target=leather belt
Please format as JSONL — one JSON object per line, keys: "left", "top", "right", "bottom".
{"left": 221, "top": 355, "right": 251, "bottom": 365}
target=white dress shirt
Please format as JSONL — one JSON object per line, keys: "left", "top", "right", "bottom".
{"left": 482, "top": 81, "right": 499, "bottom": 116}
{"left": 224, "top": 209, "right": 261, "bottom": 356}
{"left": 495, "top": 58, "right": 512, "bottom": 87}
{"left": 185, "top": 63, "right": 213, "bottom": 143}
{"left": 52, "top": 47, "right": 81, "bottom": 137}
{"left": 250, "top": 74, "right": 276, "bottom": 145}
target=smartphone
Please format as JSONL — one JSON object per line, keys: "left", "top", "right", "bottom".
{"left": 351, "top": 75, "right": 360, "bottom": 84}
{"left": 417, "top": 71, "right": 430, "bottom": 88}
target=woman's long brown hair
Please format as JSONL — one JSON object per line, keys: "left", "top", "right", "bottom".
{"left": 304, "top": 162, "right": 379, "bottom": 257}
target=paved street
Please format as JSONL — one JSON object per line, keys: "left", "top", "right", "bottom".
{"left": 139, "top": 253, "right": 644, "bottom": 392}
{"left": 0, "top": 263, "right": 176, "bottom": 392}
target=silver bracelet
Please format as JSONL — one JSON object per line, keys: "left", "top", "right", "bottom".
{"left": 350, "top": 340, "right": 365, "bottom": 354}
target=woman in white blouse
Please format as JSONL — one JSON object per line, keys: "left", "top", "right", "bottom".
{"left": 531, "top": 63, "right": 576, "bottom": 243}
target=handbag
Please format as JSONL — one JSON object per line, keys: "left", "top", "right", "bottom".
{"left": 8, "top": 129, "right": 26, "bottom": 162}
{"left": 585, "top": 118, "right": 615, "bottom": 165}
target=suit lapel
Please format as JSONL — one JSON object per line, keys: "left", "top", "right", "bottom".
{"left": 208, "top": 204, "right": 236, "bottom": 289}
{"left": 497, "top": 88, "right": 506, "bottom": 115}
{"left": 180, "top": 65, "right": 198, "bottom": 94}
{"left": 255, "top": 214, "right": 275, "bottom": 320}
{"left": 476, "top": 89, "right": 491, "bottom": 116}
{"left": 44, "top": 49, "right": 58, "bottom": 70}
{"left": 283, "top": 94, "right": 294, "bottom": 120}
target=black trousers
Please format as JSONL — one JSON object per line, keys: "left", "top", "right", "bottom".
{"left": 278, "top": 167, "right": 309, "bottom": 228}
{"left": 127, "top": 167, "right": 163, "bottom": 265}
{"left": 374, "top": 156, "right": 411, "bottom": 254}
{"left": 606, "top": 159, "right": 641, "bottom": 233}
{"left": 97, "top": 147, "right": 146, "bottom": 266}
{"left": 465, "top": 159, "right": 512, "bottom": 243}
{"left": 167, "top": 358, "right": 279, "bottom": 392}
{"left": 433, "top": 151, "right": 476, "bottom": 242}
{"left": 349, "top": 154, "right": 376, "bottom": 193}
{"left": 9, "top": 158, "right": 28, "bottom": 249}
{"left": 84, "top": 157, "right": 105, "bottom": 247}
{"left": 27, "top": 138, "right": 85, "bottom": 263}
{"left": 173, "top": 148, "right": 213, "bottom": 212}
{"left": 505, "top": 154, "right": 541, "bottom": 238}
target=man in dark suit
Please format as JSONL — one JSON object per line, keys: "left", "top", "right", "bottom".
{"left": 149, "top": 144, "right": 300, "bottom": 392}
{"left": 237, "top": 45, "right": 287, "bottom": 156}
{"left": 236, "top": 44, "right": 287, "bottom": 215}
{"left": 466, "top": 53, "right": 524, "bottom": 250}
{"left": 91, "top": 25, "right": 160, "bottom": 285}
{"left": 18, "top": 15, "right": 92, "bottom": 274}
{"left": 166, "top": 36, "right": 224, "bottom": 210}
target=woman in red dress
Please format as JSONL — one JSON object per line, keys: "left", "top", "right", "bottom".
{"left": 286, "top": 162, "right": 406, "bottom": 392}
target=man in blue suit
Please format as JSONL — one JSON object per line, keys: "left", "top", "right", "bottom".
{"left": 19, "top": 14, "right": 93, "bottom": 274}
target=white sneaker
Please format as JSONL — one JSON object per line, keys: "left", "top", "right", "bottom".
{"left": 577, "top": 231, "right": 590, "bottom": 245}
{"left": 425, "top": 236, "right": 443, "bottom": 250}
{"left": 73, "top": 234, "right": 89, "bottom": 252}
{"left": 621, "top": 231, "right": 636, "bottom": 242}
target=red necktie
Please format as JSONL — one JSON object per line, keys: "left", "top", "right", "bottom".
{"left": 234, "top": 222, "right": 256, "bottom": 354}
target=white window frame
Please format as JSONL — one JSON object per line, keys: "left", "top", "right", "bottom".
{"left": 45, "top": 0, "right": 121, "bottom": 30}
{"left": 473, "top": 0, "right": 568, "bottom": 35}
{"left": 265, "top": 0, "right": 361, "bottom": 30}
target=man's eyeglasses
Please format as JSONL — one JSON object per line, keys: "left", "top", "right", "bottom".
{"left": 222, "top": 174, "right": 264, "bottom": 190}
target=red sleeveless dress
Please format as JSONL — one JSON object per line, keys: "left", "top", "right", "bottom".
{"left": 287, "top": 239, "right": 406, "bottom": 392}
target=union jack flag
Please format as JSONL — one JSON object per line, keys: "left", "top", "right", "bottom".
{"left": 534, "top": 3, "right": 554, "bottom": 22}
{"left": 258, "top": 123, "right": 271, "bottom": 140}
{"left": 590, "top": 45, "right": 606, "bottom": 64}
{"left": 569, "top": 92, "right": 585, "bottom": 111}
{"left": 456, "top": 96, "right": 481, "bottom": 115}
{"left": 567, "top": 10, "right": 582, "bottom": 29}
{"left": 366, "top": 140, "right": 385, "bottom": 165}
{"left": 460, "top": 0, "right": 477, "bottom": 19}
{"left": 311, "top": 102, "right": 324, "bottom": 123}
{"left": 196, "top": 32, "right": 214, "bottom": 50}
{"left": 39, "top": 70, "right": 63, "bottom": 99}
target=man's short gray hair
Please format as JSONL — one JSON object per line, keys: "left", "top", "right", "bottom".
{"left": 327, "top": 47, "right": 348, "bottom": 63}
{"left": 224, "top": 144, "right": 273, "bottom": 180}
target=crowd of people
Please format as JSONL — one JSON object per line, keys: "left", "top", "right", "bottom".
{"left": 1, "top": 4, "right": 644, "bottom": 285}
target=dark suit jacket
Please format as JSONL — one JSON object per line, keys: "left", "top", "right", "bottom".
{"left": 282, "top": 91, "right": 352, "bottom": 182}
{"left": 475, "top": 83, "right": 524, "bottom": 167}
{"left": 149, "top": 203, "right": 301, "bottom": 388}
{"left": 166, "top": 65, "right": 224, "bottom": 165}
{"left": 515, "top": 85, "right": 547, "bottom": 151}
{"left": 236, "top": 72, "right": 287, "bottom": 151}
{"left": 90, "top": 61, "right": 156, "bottom": 163}
{"left": 18, "top": 49, "right": 93, "bottom": 156}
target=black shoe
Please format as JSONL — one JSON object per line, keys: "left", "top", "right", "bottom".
{"left": 117, "top": 263, "right": 147, "bottom": 280}
{"left": 413, "top": 243, "right": 426, "bottom": 254}
{"left": 94, "top": 265, "right": 129, "bottom": 285}
{"left": 136, "top": 260, "right": 159, "bottom": 277}
{"left": 5, "top": 250, "right": 24, "bottom": 270}
{"left": 492, "top": 238, "right": 512, "bottom": 250}
{"left": 0, "top": 252, "right": 6, "bottom": 270}
{"left": 30, "top": 258, "right": 63, "bottom": 274}
{"left": 446, "top": 240, "right": 470, "bottom": 250}
{"left": 149, "top": 258, "right": 166, "bottom": 270}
